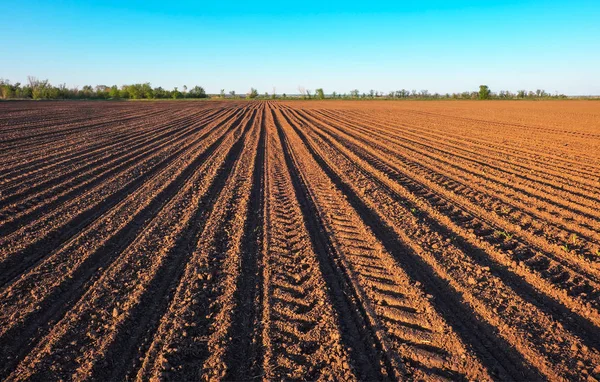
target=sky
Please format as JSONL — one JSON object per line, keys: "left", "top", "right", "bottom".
{"left": 2, "top": 0, "right": 599, "bottom": 95}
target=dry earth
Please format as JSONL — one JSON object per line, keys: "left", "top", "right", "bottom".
{"left": 0, "top": 100, "right": 599, "bottom": 381}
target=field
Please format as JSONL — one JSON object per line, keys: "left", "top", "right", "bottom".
{"left": 1, "top": 100, "right": 599, "bottom": 381}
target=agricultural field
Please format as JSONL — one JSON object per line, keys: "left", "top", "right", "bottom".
{"left": 1, "top": 100, "right": 599, "bottom": 381}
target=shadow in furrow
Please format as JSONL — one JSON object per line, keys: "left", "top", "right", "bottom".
{"left": 224, "top": 110, "right": 266, "bottom": 380}
{"left": 272, "top": 110, "right": 389, "bottom": 381}
{"left": 299, "top": 110, "right": 600, "bottom": 352}
{"left": 0, "top": 110, "right": 244, "bottom": 288}
{"left": 282, "top": 110, "right": 543, "bottom": 381}
{"left": 0, "top": 111, "right": 245, "bottom": 380}
{"left": 94, "top": 108, "right": 257, "bottom": 381}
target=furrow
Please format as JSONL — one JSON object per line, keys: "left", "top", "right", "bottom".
{"left": 281, "top": 106, "right": 600, "bottom": 380}
{"left": 0, "top": 108, "right": 246, "bottom": 378}
{"left": 274, "top": 107, "right": 494, "bottom": 381}
{"left": 6, "top": 106, "right": 252, "bottom": 381}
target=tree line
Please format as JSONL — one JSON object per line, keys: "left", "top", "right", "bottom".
{"left": 300, "top": 85, "right": 566, "bottom": 100}
{"left": 1, "top": 77, "right": 569, "bottom": 101}
{"left": 0, "top": 77, "right": 208, "bottom": 100}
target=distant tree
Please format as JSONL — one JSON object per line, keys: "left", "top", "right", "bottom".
{"left": 0, "top": 79, "right": 20, "bottom": 99}
{"left": 95, "top": 85, "right": 109, "bottom": 99}
{"left": 478, "top": 85, "right": 491, "bottom": 100}
{"left": 107, "top": 85, "right": 119, "bottom": 98}
{"left": 139, "top": 82, "right": 154, "bottom": 99}
{"left": 188, "top": 86, "right": 207, "bottom": 98}
{"left": 153, "top": 86, "right": 167, "bottom": 99}
{"left": 28, "top": 76, "right": 52, "bottom": 100}
{"left": 369, "top": 89, "right": 375, "bottom": 98}
{"left": 247, "top": 87, "right": 258, "bottom": 99}
{"left": 220, "top": 89, "right": 225, "bottom": 97}
{"left": 172, "top": 87, "right": 182, "bottom": 99}
{"left": 229, "top": 90, "right": 236, "bottom": 98}
{"left": 298, "top": 86, "right": 306, "bottom": 99}
{"left": 315, "top": 88, "right": 325, "bottom": 99}
{"left": 350, "top": 89, "right": 359, "bottom": 98}
{"left": 82, "top": 85, "right": 94, "bottom": 98}
{"left": 282, "top": 93, "right": 287, "bottom": 99}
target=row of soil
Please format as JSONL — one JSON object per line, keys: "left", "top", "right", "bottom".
{"left": 0, "top": 104, "right": 214, "bottom": 187}
{"left": 0, "top": 106, "right": 233, "bottom": 237}
{"left": 393, "top": 107, "right": 600, "bottom": 165}
{"left": 318, "top": 109, "right": 600, "bottom": 225}
{"left": 277, "top": 105, "right": 600, "bottom": 380}
{"left": 295, "top": 107, "right": 600, "bottom": 309}
{"left": 135, "top": 104, "right": 263, "bottom": 381}
{"left": 3, "top": 100, "right": 598, "bottom": 380}
{"left": 356, "top": 108, "right": 600, "bottom": 178}
{"left": 4, "top": 103, "right": 260, "bottom": 380}
{"left": 0, "top": 106, "right": 246, "bottom": 288}
{"left": 307, "top": 108, "right": 600, "bottom": 262}
{"left": 272, "top": 105, "right": 494, "bottom": 380}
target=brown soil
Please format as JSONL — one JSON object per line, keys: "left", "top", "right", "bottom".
{"left": 1, "top": 100, "right": 599, "bottom": 381}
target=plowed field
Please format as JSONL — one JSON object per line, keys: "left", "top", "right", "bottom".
{"left": 1, "top": 100, "right": 599, "bottom": 381}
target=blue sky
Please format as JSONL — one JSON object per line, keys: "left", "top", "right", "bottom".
{"left": 2, "top": 1, "right": 599, "bottom": 95}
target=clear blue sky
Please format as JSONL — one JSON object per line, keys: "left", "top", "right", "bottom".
{"left": 2, "top": 0, "right": 599, "bottom": 95}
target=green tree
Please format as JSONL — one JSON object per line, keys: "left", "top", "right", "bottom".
{"left": 108, "top": 85, "right": 120, "bottom": 98}
{"left": 141, "top": 83, "right": 154, "bottom": 99}
{"left": 315, "top": 88, "right": 325, "bottom": 99}
{"left": 188, "top": 86, "right": 207, "bottom": 98}
{"left": 0, "top": 79, "right": 20, "bottom": 99}
{"left": 153, "top": 86, "right": 168, "bottom": 99}
{"left": 247, "top": 87, "right": 258, "bottom": 99}
{"left": 479, "top": 85, "right": 491, "bottom": 100}
{"left": 172, "top": 87, "right": 182, "bottom": 99}
{"left": 28, "top": 77, "right": 52, "bottom": 100}
{"left": 82, "top": 85, "right": 94, "bottom": 98}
